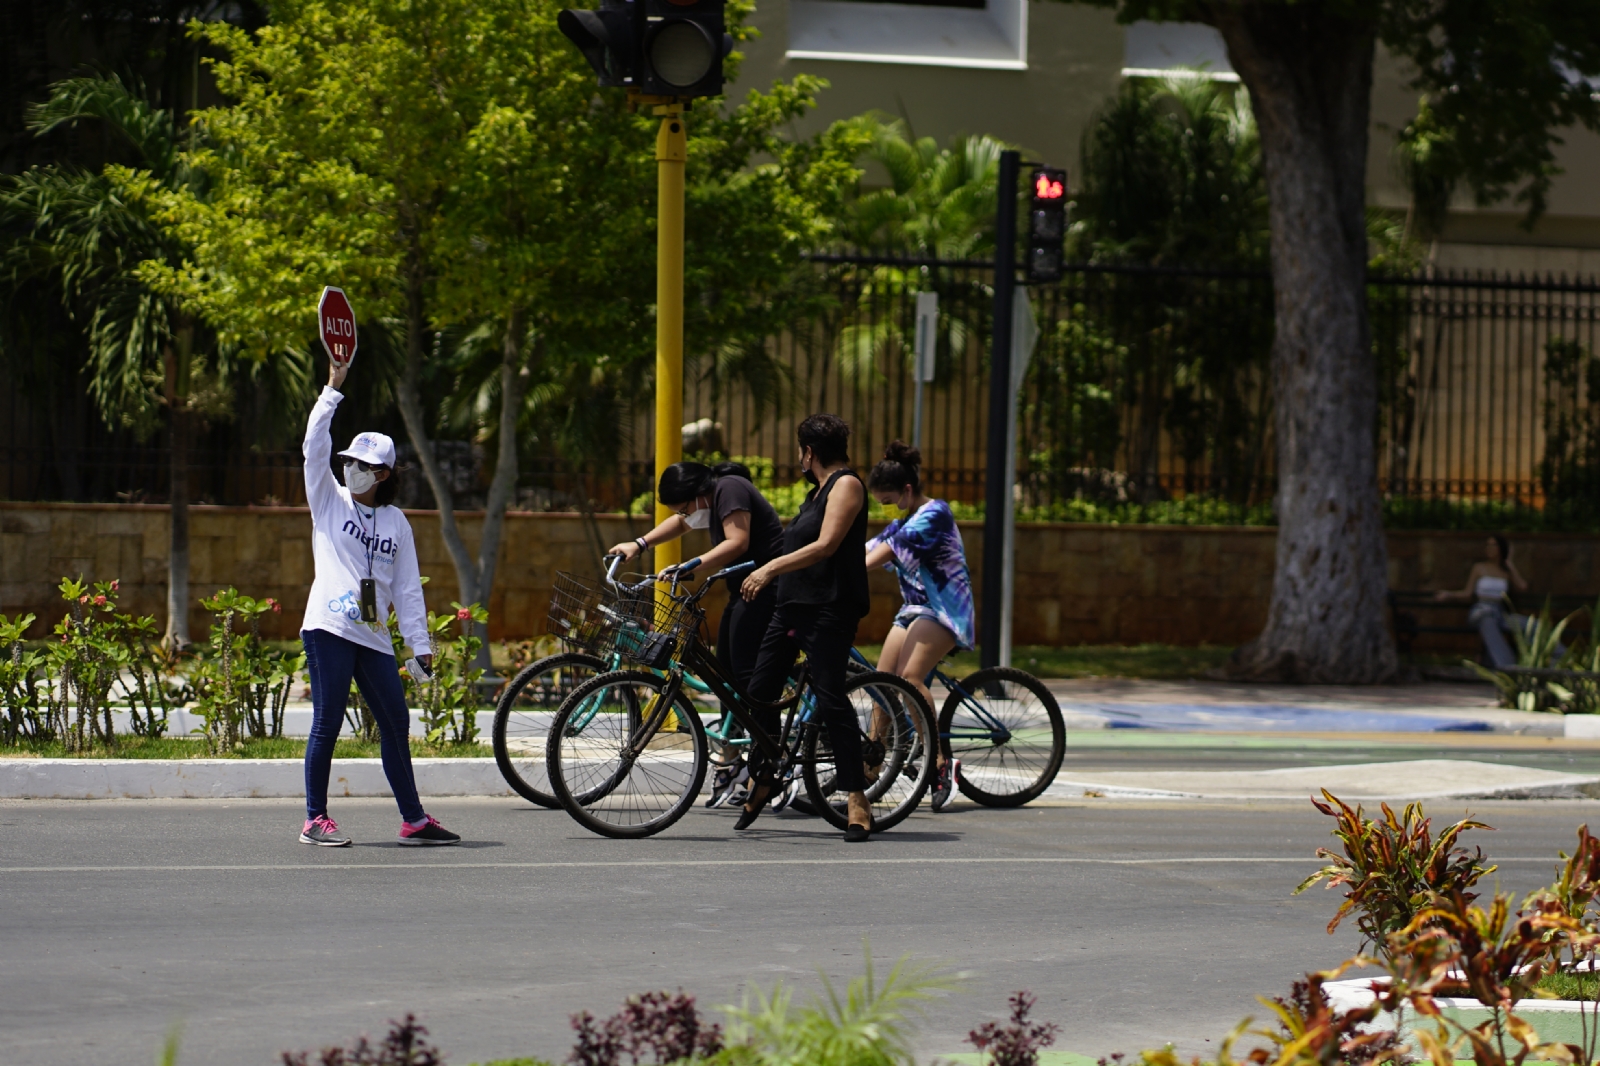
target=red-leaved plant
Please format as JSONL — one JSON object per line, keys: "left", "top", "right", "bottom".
{"left": 569, "top": 990, "right": 724, "bottom": 1066}
{"left": 970, "top": 992, "right": 1060, "bottom": 1066}
{"left": 281, "top": 1013, "right": 443, "bottom": 1066}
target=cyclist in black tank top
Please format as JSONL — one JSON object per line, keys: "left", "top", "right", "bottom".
{"left": 737, "top": 414, "right": 876, "bottom": 842}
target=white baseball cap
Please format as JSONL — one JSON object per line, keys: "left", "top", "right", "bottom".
{"left": 338, "top": 431, "right": 396, "bottom": 468}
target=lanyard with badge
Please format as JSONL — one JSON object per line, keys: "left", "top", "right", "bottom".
{"left": 353, "top": 502, "right": 380, "bottom": 623}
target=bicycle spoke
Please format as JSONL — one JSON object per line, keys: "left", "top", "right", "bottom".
{"left": 548, "top": 672, "right": 708, "bottom": 837}
{"left": 941, "top": 669, "right": 1065, "bottom": 807}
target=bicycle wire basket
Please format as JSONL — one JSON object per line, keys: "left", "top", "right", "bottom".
{"left": 611, "top": 585, "right": 706, "bottom": 670}
{"left": 545, "top": 571, "right": 624, "bottom": 654}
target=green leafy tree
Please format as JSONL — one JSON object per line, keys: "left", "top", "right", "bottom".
{"left": 136, "top": 0, "right": 865, "bottom": 647}
{"left": 841, "top": 115, "right": 1011, "bottom": 260}
{"left": 0, "top": 75, "right": 297, "bottom": 647}
{"left": 822, "top": 117, "right": 1010, "bottom": 393}
{"left": 1074, "top": 74, "right": 1267, "bottom": 266}
{"left": 1054, "top": 1, "right": 1600, "bottom": 682}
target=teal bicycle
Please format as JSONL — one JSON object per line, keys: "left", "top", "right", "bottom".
{"left": 543, "top": 559, "right": 934, "bottom": 838}
{"left": 847, "top": 647, "right": 1066, "bottom": 807}
{"left": 491, "top": 556, "right": 782, "bottom": 808}
{"left": 493, "top": 557, "right": 690, "bottom": 806}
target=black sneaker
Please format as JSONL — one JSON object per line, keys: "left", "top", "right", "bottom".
{"left": 300, "top": 814, "right": 352, "bottom": 847}
{"left": 397, "top": 815, "right": 461, "bottom": 846}
{"left": 930, "top": 759, "right": 960, "bottom": 812}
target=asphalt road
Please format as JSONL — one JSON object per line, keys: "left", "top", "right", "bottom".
{"left": 2, "top": 795, "right": 1595, "bottom": 1066}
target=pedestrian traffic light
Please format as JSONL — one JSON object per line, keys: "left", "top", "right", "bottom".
{"left": 557, "top": 0, "right": 733, "bottom": 99}
{"left": 1026, "top": 166, "right": 1068, "bottom": 283}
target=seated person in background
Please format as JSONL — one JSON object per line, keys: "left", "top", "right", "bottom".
{"left": 1434, "top": 534, "right": 1557, "bottom": 668}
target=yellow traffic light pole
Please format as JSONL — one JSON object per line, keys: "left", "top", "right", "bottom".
{"left": 652, "top": 103, "right": 687, "bottom": 606}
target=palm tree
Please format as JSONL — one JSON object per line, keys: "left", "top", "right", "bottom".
{"left": 0, "top": 75, "right": 245, "bottom": 646}
{"left": 830, "top": 117, "right": 1012, "bottom": 390}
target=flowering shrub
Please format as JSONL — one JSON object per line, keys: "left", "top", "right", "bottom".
{"left": 5, "top": 578, "right": 181, "bottom": 752}
{"left": 191, "top": 588, "right": 303, "bottom": 753}
{"left": 3, "top": 577, "right": 489, "bottom": 752}
{"left": 410, "top": 602, "right": 488, "bottom": 745}
{"left": 0, "top": 612, "right": 47, "bottom": 744}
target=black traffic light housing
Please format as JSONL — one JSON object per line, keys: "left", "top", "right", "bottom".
{"left": 558, "top": 0, "right": 733, "bottom": 99}
{"left": 1026, "top": 166, "right": 1068, "bottom": 283}
{"left": 556, "top": 0, "right": 636, "bottom": 88}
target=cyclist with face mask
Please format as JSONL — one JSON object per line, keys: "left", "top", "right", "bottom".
{"left": 297, "top": 356, "right": 460, "bottom": 848}
{"left": 608, "top": 461, "right": 785, "bottom": 805}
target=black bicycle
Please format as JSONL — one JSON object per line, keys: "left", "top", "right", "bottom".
{"left": 544, "top": 559, "right": 937, "bottom": 839}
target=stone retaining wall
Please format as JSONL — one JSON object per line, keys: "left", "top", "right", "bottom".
{"left": 3, "top": 501, "right": 1597, "bottom": 648}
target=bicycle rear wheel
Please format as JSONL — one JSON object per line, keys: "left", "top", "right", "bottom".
{"left": 940, "top": 666, "right": 1065, "bottom": 807}
{"left": 492, "top": 652, "right": 605, "bottom": 807}
{"left": 546, "top": 670, "right": 709, "bottom": 839}
{"left": 803, "top": 670, "right": 934, "bottom": 833}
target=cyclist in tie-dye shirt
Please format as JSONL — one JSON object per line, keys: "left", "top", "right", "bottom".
{"left": 865, "top": 440, "right": 975, "bottom": 811}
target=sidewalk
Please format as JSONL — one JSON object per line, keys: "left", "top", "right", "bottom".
{"left": 1041, "top": 677, "right": 1565, "bottom": 735}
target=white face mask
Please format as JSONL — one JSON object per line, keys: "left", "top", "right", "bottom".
{"left": 344, "top": 462, "right": 378, "bottom": 496}
{"left": 684, "top": 506, "right": 711, "bottom": 530}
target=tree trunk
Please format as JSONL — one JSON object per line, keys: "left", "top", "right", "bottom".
{"left": 162, "top": 326, "right": 193, "bottom": 648}
{"left": 470, "top": 312, "right": 535, "bottom": 669}
{"left": 1207, "top": 3, "right": 1397, "bottom": 683}
{"left": 391, "top": 269, "right": 482, "bottom": 617}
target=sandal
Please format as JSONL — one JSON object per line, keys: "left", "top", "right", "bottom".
{"left": 735, "top": 776, "right": 777, "bottom": 831}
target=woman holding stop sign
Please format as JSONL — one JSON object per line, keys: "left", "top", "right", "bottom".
{"left": 296, "top": 351, "right": 461, "bottom": 847}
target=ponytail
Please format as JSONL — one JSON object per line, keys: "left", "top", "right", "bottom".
{"left": 869, "top": 440, "right": 921, "bottom": 494}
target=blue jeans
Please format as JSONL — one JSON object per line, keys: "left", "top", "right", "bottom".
{"left": 301, "top": 628, "right": 424, "bottom": 823}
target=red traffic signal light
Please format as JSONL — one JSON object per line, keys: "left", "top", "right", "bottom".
{"left": 1026, "top": 166, "right": 1068, "bottom": 283}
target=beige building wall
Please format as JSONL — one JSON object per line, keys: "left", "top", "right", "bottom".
{"left": 729, "top": 2, "right": 1600, "bottom": 270}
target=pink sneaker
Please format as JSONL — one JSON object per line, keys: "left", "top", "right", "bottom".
{"left": 397, "top": 815, "right": 461, "bottom": 846}
{"left": 300, "top": 814, "right": 351, "bottom": 847}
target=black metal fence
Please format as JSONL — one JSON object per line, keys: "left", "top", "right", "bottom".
{"left": 654, "top": 254, "right": 1600, "bottom": 528}
{"left": 6, "top": 254, "right": 1600, "bottom": 529}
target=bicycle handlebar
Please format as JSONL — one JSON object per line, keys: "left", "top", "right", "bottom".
{"left": 599, "top": 554, "right": 757, "bottom": 609}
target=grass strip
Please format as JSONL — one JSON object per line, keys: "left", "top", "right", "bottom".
{"left": 0, "top": 736, "right": 493, "bottom": 760}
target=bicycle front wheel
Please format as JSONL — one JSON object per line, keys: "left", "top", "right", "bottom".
{"left": 940, "top": 666, "right": 1065, "bottom": 807}
{"left": 546, "top": 670, "right": 708, "bottom": 839}
{"left": 803, "top": 670, "right": 934, "bottom": 833}
{"left": 492, "top": 652, "right": 606, "bottom": 808}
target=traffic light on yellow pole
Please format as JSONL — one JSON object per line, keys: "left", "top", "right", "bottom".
{"left": 651, "top": 105, "right": 687, "bottom": 587}
{"left": 559, "top": 0, "right": 730, "bottom": 607}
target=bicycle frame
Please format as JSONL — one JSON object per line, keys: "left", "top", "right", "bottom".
{"left": 847, "top": 646, "right": 1012, "bottom": 746}
{"left": 603, "top": 561, "right": 817, "bottom": 779}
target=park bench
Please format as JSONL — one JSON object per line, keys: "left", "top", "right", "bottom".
{"left": 1387, "top": 589, "right": 1594, "bottom": 657}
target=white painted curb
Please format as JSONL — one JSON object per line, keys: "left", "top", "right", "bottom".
{"left": 1566, "top": 715, "right": 1600, "bottom": 739}
{"left": 0, "top": 758, "right": 514, "bottom": 800}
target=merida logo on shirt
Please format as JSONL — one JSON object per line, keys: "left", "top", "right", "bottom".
{"left": 341, "top": 518, "right": 397, "bottom": 560}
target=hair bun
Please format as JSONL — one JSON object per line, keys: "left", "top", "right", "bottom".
{"left": 882, "top": 440, "right": 921, "bottom": 468}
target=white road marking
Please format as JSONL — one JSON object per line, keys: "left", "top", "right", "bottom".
{"left": 0, "top": 856, "right": 1556, "bottom": 874}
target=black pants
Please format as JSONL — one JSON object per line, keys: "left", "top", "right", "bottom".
{"left": 716, "top": 582, "right": 777, "bottom": 700}
{"left": 746, "top": 602, "right": 866, "bottom": 793}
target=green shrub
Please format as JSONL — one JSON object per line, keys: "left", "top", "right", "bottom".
{"left": 189, "top": 587, "right": 302, "bottom": 754}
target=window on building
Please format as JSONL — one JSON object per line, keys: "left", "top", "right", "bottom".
{"left": 786, "top": 0, "right": 1027, "bottom": 70}
{"left": 1122, "top": 21, "right": 1237, "bottom": 81}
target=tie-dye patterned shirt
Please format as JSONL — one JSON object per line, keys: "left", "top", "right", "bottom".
{"left": 868, "top": 498, "right": 976, "bottom": 650}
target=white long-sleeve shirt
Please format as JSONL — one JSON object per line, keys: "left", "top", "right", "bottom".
{"left": 300, "top": 387, "right": 430, "bottom": 656}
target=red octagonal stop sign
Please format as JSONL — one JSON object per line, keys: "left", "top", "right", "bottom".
{"left": 318, "top": 286, "right": 358, "bottom": 367}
